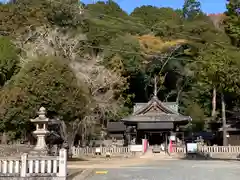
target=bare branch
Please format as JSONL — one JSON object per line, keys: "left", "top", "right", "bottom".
{"left": 14, "top": 26, "right": 127, "bottom": 145}
{"left": 14, "top": 26, "right": 87, "bottom": 65}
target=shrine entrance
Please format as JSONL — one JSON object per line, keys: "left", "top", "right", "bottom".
{"left": 148, "top": 132, "right": 165, "bottom": 145}
{"left": 136, "top": 130, "right": 170, "bottom": 145}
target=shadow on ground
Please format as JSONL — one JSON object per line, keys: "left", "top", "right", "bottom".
{"left": 68, "top": 157, "right": 89, "bottom": 161}
{"left": 180, "top": 153, "right": 240, "bottom": 161}
{"left": 68, "top": 169, "right": 84, "bottom": 180}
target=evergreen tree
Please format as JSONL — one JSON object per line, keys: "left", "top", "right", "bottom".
{"left": 182, "top": 0, "right": 202, "bottom": 19}
{"left": 225, "top": 0, "right": 240, "bottom": 47}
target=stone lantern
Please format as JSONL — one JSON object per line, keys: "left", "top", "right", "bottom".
{"left": 30, "top": 107, "right": 49, "bottom": 156}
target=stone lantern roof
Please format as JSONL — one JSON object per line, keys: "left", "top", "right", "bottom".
{"left": 30, "top": 107, "right": 49, "bottom": 123}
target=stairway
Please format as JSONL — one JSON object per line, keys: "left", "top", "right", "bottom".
{"left": 140, "top": 146, "right": 174, "bottom": 160}
{"left": 140, "top": 147, "right": 153, "bottom": 159}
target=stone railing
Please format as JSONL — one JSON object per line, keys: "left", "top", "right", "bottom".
{"left": 172, "top": 145, "right": 240, "bottom": 154}
{"left": 172, "top": 146, "right": 186, "bottom": 153}
{"left": 198, "top": 145, "right": 240, "bottom": 153}
{"left": 0, "top": 149, "right": 67, "bottom": 179}
{"left": 72, "top": 146, "right": 131, "bottom": 157}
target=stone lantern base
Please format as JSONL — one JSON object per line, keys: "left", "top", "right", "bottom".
{"left": 29, "top": 131, "right": 49, "bottom": 156}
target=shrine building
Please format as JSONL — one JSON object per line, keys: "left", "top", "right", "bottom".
{"left": 107, "top": 90, "right": 192, "bottom": 146}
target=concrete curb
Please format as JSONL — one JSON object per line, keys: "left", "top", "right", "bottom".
{"left": 68, "top": 170, "right": 84, "bottom": 180}
{"left": 72, "top": 169, "right": 95, "bottom": 180}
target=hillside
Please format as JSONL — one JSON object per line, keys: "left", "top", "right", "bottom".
{"left": 1, "top": 0, "right": 240, "bottom": 144}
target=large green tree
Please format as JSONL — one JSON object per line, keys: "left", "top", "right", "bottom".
{"left": 0, "top": 56, "right": 90, "bottom": 139}
{"left": 191, "top": 44, "right": 240, "bottom": 130}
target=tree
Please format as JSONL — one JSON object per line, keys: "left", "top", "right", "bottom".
{"left": 182, "top": 0, "right": 202, "bottom": 19}
{"left": 131, "top": 6, "right": 167, "bottom": 28}
{"left": 224, "top": 0, "right": 240, "bottom": 47}
{"left": 136, "top": 34, "right": 190, "bottom": 101}
{"left": 85, "top": 1, "right": 144, "bottom": 49}
{"left": 2, "top": 0, "right": 240, "bottom": 144}
{"left": 71, "top": 52, "right": 129, "bottom": 145}
{"left": 0, "top": 37, "right": 19, "bottom": 87}
{"left": 0, "top": 56, "right": 90, "bottom": 141}
{"left": 86, "top": 0, "right": 129, "bottom": 18}
{"left": 0, "top": 0, "right": 84, "bottom": 38}
{"left": 0, "top": 1, "right": 50, "bottom": 37}
{"left": 47, "top": 0, "right": 85, "bottom": 28}
{"left": 184, "top": 101, "right": 206, "bottom": 132}
{"left": 193, "top": 45, "right": 240, "bottom": 141}
{"left": 131, "top": 6, "right": 182, "bottom": 37}
{"left": 103, "top": 34, "right": 147, "bottom": 102}
{"left": 14, "top": 26, "right": 87, "bottom": 65}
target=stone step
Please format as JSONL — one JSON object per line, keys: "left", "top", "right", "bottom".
{"left": 140, "top": 148, "right": 174, "bottom": 159}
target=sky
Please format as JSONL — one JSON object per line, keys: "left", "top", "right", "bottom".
{"left": 0, "top": 0, "right": 226, "bottom": 14}
{"left": 81, "top": 0, "right": 226, "bottom": 14}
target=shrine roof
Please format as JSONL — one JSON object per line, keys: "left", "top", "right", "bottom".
{"left": 122, "top": 96, "right": 191, "bottom": 123}
{"left": 122, "top": 114, "right": 191, "bottom": 122}
{"left": 107, "top": 122, "right": 126, "bottom": 132}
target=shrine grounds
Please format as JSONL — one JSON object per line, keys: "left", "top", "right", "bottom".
{"left": 86, "top": 159, "right": 240, "bottom": 180}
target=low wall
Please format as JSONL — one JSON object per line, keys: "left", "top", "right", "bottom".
{"left": 0, "top": 177, "right": 66, "bottom": 180}
{"left": 0, "top": 149, "right": 67, "bottom": 180}
{"left": 173, "top": 145, "right": 240, "bottom": 159}
{"left": 173, "top": 145, "right": 240, "bottom": 154}
{"left": 71, "top": 146, "right": 131, "bottom": 157}
{"left": 199, "top": 145, "right": 240, "bottom": 153}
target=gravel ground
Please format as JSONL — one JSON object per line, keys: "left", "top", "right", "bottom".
{"left": 87, "top": 160, "right": 240, "bottom": 180}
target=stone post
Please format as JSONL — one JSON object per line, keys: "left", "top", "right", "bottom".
{"left": 20, "top": 153, "right": 27, "bottom": 177}
{"left": 58, "top": 148, "right": 67, "bottom": 178}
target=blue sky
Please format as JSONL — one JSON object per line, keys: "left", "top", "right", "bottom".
{"left": 0, "top": 0, "right": 226, "bottom": 14}
{"left": 81, "top": 0, "right": 226, "bottom": 14}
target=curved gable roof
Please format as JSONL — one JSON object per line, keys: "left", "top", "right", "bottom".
{"left": 122, "top": 95, "right": 191, "bottom": 123}
{"left": 133, "top": 96, "right": 178, "bottom": 115}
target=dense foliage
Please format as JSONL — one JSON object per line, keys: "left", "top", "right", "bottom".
{"left": 0, "top": 56, "right": 90, "bottom": 138}
{"left": 0, "top": 0, "right": 240, "bottom": 142}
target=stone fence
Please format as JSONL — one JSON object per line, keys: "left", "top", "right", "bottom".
{"left": 72, "top": 145, "right": 240, "bottom": 157}
{"left": 0, "top": 149, "right": 67, "bottom": 180}
{"left": 173, "top": 145, "right": 240, "bottom": 154}
{"left": 71, "top": 146, "right": 131, "bottom": 157}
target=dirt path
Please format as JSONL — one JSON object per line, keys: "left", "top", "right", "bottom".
{"left": 68, "top": 157, "right": 152, "bottom": 169}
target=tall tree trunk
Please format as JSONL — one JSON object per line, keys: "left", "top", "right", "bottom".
{"left": 81, "top": 122, "right": 86, "bottom": 146}
{"left": 211, "top": 87, "right": 217, "bottom": 118}
{"left": 176, "top": 87, "right": 183, "bottom": 105}
{"left": 221, "top": 93, "right": 228, "bottom": 146}
{"left": 205, "top": 86, "right": 217, "bottom": 131}
{"left": 59, "top": 119, "right": 81, "bottom": 157}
